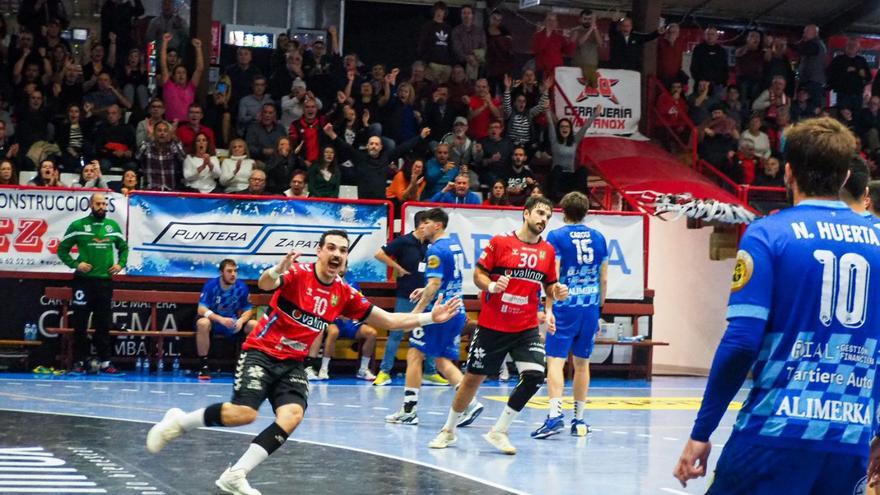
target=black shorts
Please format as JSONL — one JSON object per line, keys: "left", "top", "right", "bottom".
{"left": 465, "top": 326, "right": 545, "bottom": 375}
{"left": 231, "top": 349, "right": 309, "bottom": 412}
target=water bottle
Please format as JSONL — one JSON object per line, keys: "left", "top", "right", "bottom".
{"left": 157, "top": 358, "right": 165, "bottom": 374}
{"left": 172, "top": 357, "right": 180, "bottom": 376}
{"left": 135, "top": 356, "right": 142, "bottom": 373}
{"left": 24, "top": 323, "right": 37, "bottom": 341}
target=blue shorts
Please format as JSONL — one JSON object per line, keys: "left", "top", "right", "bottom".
{"left": 335, "top": 319, "right": 362, "bottom": 339}
{"left": 409, "top": 313, "right": 465, "bottom": 361}
{"left": 706, "top": 434, "right": 868, "bottom": 495}
{"left": 199, "top": 318, "right": 240, "bottom": 339}
{"left": 545, "top": 307, "right": 600, "bottom": 359}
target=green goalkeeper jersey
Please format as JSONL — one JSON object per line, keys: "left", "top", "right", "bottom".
{"left": 57, "top": 215, "right": 129, "bottom": 279}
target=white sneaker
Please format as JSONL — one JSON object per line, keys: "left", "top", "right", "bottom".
{"left": 499, "top": 365, "right": 510, "bottom": 381}
{"left": 428, "top": 429, "right": 457, "bottom": 449}
{"left": 145, "top": 408, "right": 185, "bottom": 454}
{"left": 305, "top": 367, "right": 319, "bottom": 381}
{"left": 457, "top": 401, "right": 484, "bottom": 428}
{"left": 317, "top": 368, "right": 330, "bottom": 381}
{"left": 483, "top": 429, "right": 517, "bottom": 455}
{"left": 215, "top": 467, "right": 261, "bottom": 495}
{"left": 356, "top": 368, "right": 376, "bottom": 381}
{"left": 385, "top": 408, "right": 419, "bottom": 425}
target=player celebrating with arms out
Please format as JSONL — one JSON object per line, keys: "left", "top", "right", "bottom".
{"left": 532, "top": 191, "right": 607, "bottom": 439}
{"left": 429, "top": 196, "right": 569, "bottom": 454}
{"left": 674, "top": 118, "right": 880, "bottom": 493}
{"left": 146, "top": 230, "right": 461, "bottom": 495}
{"left": 386, "top": 208, "right": 484, "bottom": 426}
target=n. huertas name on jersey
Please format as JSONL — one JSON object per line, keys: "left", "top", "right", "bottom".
{"left": 791, "top": 221, "right": 880, "bottom": 245}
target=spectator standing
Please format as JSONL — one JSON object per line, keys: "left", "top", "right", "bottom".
{"left": 688, "top": 80, "right": 719, "bottom": 125}
{"left": 246, "top": 104, "right": 286, "bottom": 162}
{"left": 429, "top": 173, "right": 481, "bottom": 204}
{"left": 451, "top": 5, "right": 486, "bottom": 81}
{"left": 423, "top": 143, "right": 458, "bottom": 198}
{"left": 656, "top": 80, "right": 690, "bottom": 138}
{"left": 182, "top": 132, "right": 220, "bottom": 194}
{"left": 424, "top": 85, "right": 460, "bottom": 140}
{"left": 608, "top": 15, "right": 663, "bottom": 71}
{"left": 117, "top": 48, "right": 149, "bottom": 111}
{"left": 83, "top": 71, "right": 133, "bottom": 114}
{"left": 546, "top": 106, "right": 597, "bottom": 202}
{"left": 465, "top": 78, "right": 502, "bottom": 140}
{"left": 159, "top": 35, "right": 203, "bottom": 123}
{"left": 385, "top": 82, "right": 423, "bottom": 145}
{"left": 698, "top": 104, "right": 741, "bottom": 168}
{"left": 440, "top": 117, "right": 479, "bottom": 170}
{"left": 478, "top": 120, "right": 513, "bottom": 186}
{"left": 531, "top": 12, "right": 574, "bottom": 78}
{"left": 100, "top": 0, "right": 145, "bottom": 66}
{"left": 690, "top": 28, "right": 729, "bottom": 96}
{"left": 219, "top": 139, "right": 255, "bottom": 193}
{"left": 502, "top": 74, "right": 550, "bottom": 148}
{"left": 657, "top": 23, "right": 686, "bottom": 88}
{"left": 288, "top": 98, "right": 328, "bottom": 166}
{"left": 205, "top": 82, "right": 233, "bottom": 148}
{"left": 57, "top": 193, "right": 127, "bottom": 375}
{"left": 236, "top": 75, "right": 273, "bottom": 136}
{"left": 223, "top": 47, "right": 261, "bottom": 116}
{"left": 146, "top": 0, "right": 189, "bottom": 59}
{"left": 794, "top": 24, "right": 827, "bottom": 108}
{"left": 264, "top": 137, "right": 300, "bottom": 194}
{"left": 735, "top": 30, "right": 765, "bottom": 104}
{"left": 136, "top": 120, "right": 186, "bottom": 191}
{"left": 307, "top": 146, "right": 341, "bottom": 198}
{"left": 827, "top": 37, "right": 870, "bottom": 112}
{"left": 269, "top": 52, "right": 305, "bottom": 102}
{"left": 280, "top": 78, "right": 320, "bottom": 129}
{"left": 764, "top": 36, "right": 795, "bottom": 95}
{"left": 136, "top": 98, "right": 166, "bottom": 148}
{"left": 18, "top": 0, "right": 68, "bottom": 35}
{"left": 418, "top": 2, "right": 454, "bottom": 83}
{"left": 503, "top": 146, "right": 536, "bottom": 206}
{"left": 486, "top": 10, "right": 514, "bottom": 94}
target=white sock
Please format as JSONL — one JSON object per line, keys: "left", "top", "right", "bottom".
{"left": 494, "top": 406, "right": 517, "bottom": 433}
{"left": 403, "top": 387, "right": 419, "bottom": 413}
{"left": 179, "top": 408, "right": 205, "bottom": 431}
{"left": 549, "top": 398, "right": 562, "bottom": 418}
{"left": 443, "top": 407, "right": 462, "bottom": 432}
{"left": 231, "top": 443, "right": 269, "bottom": 474}
{"left": 359, "top": 356, "right": 370, "bottom": 371}
{"left": 321, "top": 356, "right": 331, "bottom": 372}
{"left": 575, "top": 401, "right": 586, "bottom": 421}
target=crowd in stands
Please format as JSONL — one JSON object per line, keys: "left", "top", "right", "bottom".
{"left": 3, "top": 1, "right": 879, "bottom": 209}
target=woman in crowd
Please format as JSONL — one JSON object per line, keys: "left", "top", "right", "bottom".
{"left": 219, "top": 138, "right": 254, "bottom": 193}
{"left": 485, "top": 179, "right": 510, "bottom": 205}
{"left": 159, "top": 33, "right": 204, "bottom": 122}
{"left": 307, "top": 145, "right": 341, "bottom": 199}
{"left": 384, "top": 81, "right": 421, "bottom": 145}
{"left": 386, "top": 159, "right": 426, "bottom": 206}
{"left": 545, "top": 105, "right": 597, "bottom": 202}
{"left": 264, "top": 136, "right": 300, "bottom": 194}
{"left": 118, "top": 48, "right": 149, "bottom": 112}
{"left": 740, "top": 113, "right": 771, "bottom": 161}
{"left": 56, "top": 103, "right": 94, "bottom": 171}
{"left": 28, "top": 159, "right": 63, "bottom": 187}
{"left": 0, "top": 159, "right": 16, "bottom": 185}
{"left": 71, "top": 160, "right": 109, "bottom": 188}
{"left": 183, "top": 132, "right": 220, "bottom": 193}
{"left": 113, "top": 168, "right": 140, "bottom": 196}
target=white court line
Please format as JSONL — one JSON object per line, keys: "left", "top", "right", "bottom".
{"left": 177, "top": 392, "right": 194, "bottom": 396}
{"left": 205, "top": 395, "right": 222, "bottom": 398}
{"left": 63, "top": 385, "right": 81, "bottom": 389}
{"left": 372, "top": 406, "right": 389, "bottom": 410}
{"left": 426, "top": 412, "right": 444, "bottom": 416}
{"left": 662, "top": 437, "right": 679, "bottom": 441}
{"left": 0, "top": 408, "right": 529, "bottom": 495}
{"left": 591, "top": 428, "right": 603, "bottom": 432}
{"left": 611, "top": 431, "right": 628, "bottom": 435}
{"left": 317, "top": 402, "right": 335, "bottom": 406}
{"left": 343, "top": 405, "right": 360, "bottom": 408}
{"left": 35, "top": 384, "right": 51, "bottom": 387}
{"left": 660, "top": 488, "right": 689, "bottom": 495}
{"left": 637, "top": 434, "right": 652, "bottom": 438}
{"left": 149, "top": 391, "right": 166, "bottom": 394}
{"left": 120, "top": 389, "right": 138, "bottom": 392}
{"left": 4, "top": 383, "right": 21, "bottom": 386}
{"left": 92, "top": 387, "right": 108, "bottom": 390}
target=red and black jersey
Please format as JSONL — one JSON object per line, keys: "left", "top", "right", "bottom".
{"left": 476, "top": 232, "right": 557, "bottom": 333}
{"left": 243, "top": 263, "right": 373, "bottom": 361}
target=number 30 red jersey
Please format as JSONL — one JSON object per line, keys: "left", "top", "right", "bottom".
{"left": 243, "top": 263, "right": 374, "bottom": 361}
{"left": 476, "top": 232, "right": 557, "bottom": 333}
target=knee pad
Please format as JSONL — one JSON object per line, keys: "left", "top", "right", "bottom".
{"left": 508, "top": 370, "right": 545, "bottom": 412}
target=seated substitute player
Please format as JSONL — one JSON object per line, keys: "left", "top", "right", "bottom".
{"left": 429, "top": 196, "right": 569, "bottom": 454}
{"left": 196, "top": 259, "right": 258, "bottom": 379}
{"left": 386, "top": 208, "right": 484, "bottom": 425}
{"left": 674, "top": 117, "right": 880, "bottom": 493}
{"left": 308, "top": 263, "right": 378, "bottom": 381}
{"left": 533, "top": 191, "right": 608, "bottom": 439}
{"left": 146, "top": 230, "right": 462, "bottom": 495}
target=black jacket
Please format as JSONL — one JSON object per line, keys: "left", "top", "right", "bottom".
{"left": 690, "top": 42, "right": 729, "bottom": 85}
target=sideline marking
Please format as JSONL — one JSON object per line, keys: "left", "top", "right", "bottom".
{"left": 482, "top": 396, "right": 743, "bottom": 411}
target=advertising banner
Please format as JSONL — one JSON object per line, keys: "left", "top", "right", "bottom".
{"left": 554, "top": 66, "right": 641, "bottom": 136}
{"left": 126, "top": 193, "right": 391, "bottom": 281}
{"left": 0, "top": 186, "right": 127, "bottom": 272}
{"left": 402, "top": 204, "right": 645, "bottom": 300}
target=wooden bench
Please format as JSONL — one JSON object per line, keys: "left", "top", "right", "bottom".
{"left": 0, "top": 340, "right": 43, "bottom": 371}
{"left": 589, "top": 339, "right": 669, "bottom": 381}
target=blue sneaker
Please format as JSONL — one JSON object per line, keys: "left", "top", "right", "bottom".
{"left": 571, "top": 418, "right": 590, "bottom": 437}
{"left": 531, "top": 415, "right": 564, "bottom": 439}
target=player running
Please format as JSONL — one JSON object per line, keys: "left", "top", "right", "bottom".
{"left": 674, "top": 118, "right": 880, "bottom": 493}
{"left": 429, "top": 196, "right": 569, "bottom": 454}
{"left": 532, "top": 192, "right": 607, "bottom": 439}
{"left": 145, "top": 230, "right": 461, "bottom": 495}
{"left": 385, "top": 208, "right": 484, "bottom": 426}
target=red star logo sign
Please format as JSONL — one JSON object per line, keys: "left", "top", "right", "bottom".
{"left": 576, "top": 75, "right": 620, "bottom": 105}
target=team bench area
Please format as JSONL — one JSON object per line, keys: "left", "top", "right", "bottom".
{"left": 42, "top": 286, "right": 664, "bottom": 380}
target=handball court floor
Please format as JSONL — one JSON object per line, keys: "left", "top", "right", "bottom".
{"left": 0, "top": 373, "right": 746, "bottom": 494}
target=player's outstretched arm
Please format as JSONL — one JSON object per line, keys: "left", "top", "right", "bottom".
{"left": 366, "top": 294, "right": 462, "bottom": 330}
{"left": 258, "top": 251, "right": 300, "bottom": 291}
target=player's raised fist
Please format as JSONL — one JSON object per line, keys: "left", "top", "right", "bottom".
{"left": 490, "top": 275, "right": 510, "bottom": 293}
{"left": 553, "top": 283, "right": 569, "bottom": 301}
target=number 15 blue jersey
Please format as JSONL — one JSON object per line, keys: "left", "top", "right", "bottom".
{"left": 546, "top": 224, "right": 608, "bottom": 310}
{"left": 424, "top": 236, "right": 465, "bottom": 315}
{"left": 729, "top": 200, "right": 880, "bottom": 456}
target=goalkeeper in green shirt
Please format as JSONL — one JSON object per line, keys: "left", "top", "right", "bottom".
{"left": 57, "top": 193, "right": 129, "bottom": 374}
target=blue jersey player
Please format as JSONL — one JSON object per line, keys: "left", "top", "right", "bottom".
{"left": 386, "top": 208, "right": 484, "bottom": 427}
{"left": 532, "top": 192, "right": 608, "bottom": 439}
{"left": 675, "top": 118, "right": 880, "bottom": 493}
{"left": 197, "top": 259, "right": 257, "bottom": 380}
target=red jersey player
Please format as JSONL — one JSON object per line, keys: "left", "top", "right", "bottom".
{"left": 429, "top": 196, "right": 569, "bottom": 455}
{"left": 146, "top": 229, "right": 462, "bottom": 495}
